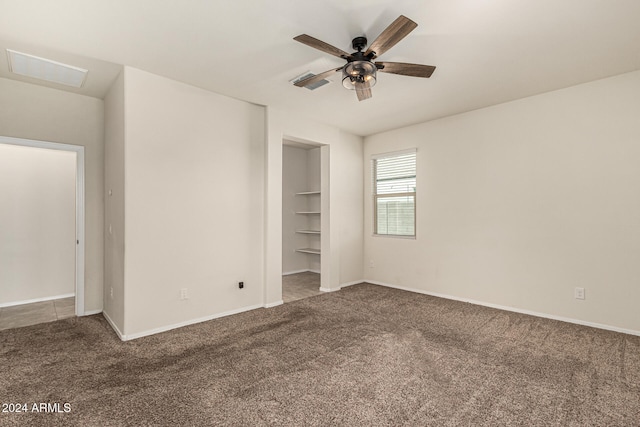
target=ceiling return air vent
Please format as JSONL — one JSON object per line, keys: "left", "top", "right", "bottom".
{"left": 6, "top": 49, "right": 88, "bottom": 88}
{"left": 290, "top": 71, "right": 330, "bottom": 90}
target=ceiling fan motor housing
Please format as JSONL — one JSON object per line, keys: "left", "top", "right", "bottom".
{"left": 352, "top": 36, "right": 368, "bottom": 51}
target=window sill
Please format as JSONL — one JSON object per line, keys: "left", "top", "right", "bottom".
{"left": 372, "top": 234, "right": 416, "bottom": 240}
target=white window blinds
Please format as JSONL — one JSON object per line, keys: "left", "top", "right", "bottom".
{"left": 372, "top": 149, "right": 416, "bottom": 237}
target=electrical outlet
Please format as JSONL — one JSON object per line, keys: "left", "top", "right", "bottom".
{"left": 369, "top": 259, "right": 375, "bottom": 268}
{"left": 238, "top": 281, "right": 244, "bottom": 289}
{"left": 110, "top": 287, "right": 113, "bottom": 299}
{"left": 574, "top": 287, "right": 585, "bottom": 300}
{"left": 180, "top": 288, "right": 188, "bottom": 300}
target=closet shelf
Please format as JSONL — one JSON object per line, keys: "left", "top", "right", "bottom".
{"left": 296, "top": 229, "right": 321, "bottom": 234}
{"left": 295, "top": 191, "right": 320, "bottom": 195}
{"left": 296, "top": 248, "right": 321, "bottom": 255}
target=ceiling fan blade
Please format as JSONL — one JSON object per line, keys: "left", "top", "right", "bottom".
{"left": 376, "top": 62, "right": 436, "bottom": 78}
{"left": 294, "top": 34, "right": 350, "bottom": 59}
{"left": 294, "top": 67, "right": 343, "bottom": 88}
{"left": 355, "top": 81, "right": 372, "bottom": 101}
{"left": 356, "top": 88, "right": 372, "bottom": 101}
{"left": 365, "top": 15, "right": 417, "bottom": 58}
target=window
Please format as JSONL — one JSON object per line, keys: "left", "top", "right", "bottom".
{"left": 372, "top": 149, "right": 416, "bottom": 237}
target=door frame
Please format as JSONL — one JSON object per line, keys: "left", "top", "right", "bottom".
{"left": 0, "top": 135, "right": 86, "bottom": 315}
{"left": 281, "top": 136, "right": 331, "bottom": 291}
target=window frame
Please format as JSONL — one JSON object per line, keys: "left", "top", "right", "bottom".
{"left": 372, "top": 149, "right": 417, "bottom": 238}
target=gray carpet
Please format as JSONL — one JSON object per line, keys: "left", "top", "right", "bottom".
{"left": 1, "top": 283, "right": 639, "bottom": 426}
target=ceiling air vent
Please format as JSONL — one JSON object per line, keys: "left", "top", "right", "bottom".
{"left": 291, "top": 71, "right": 330, "bottom": 90}
{"left": 6, "top": 49, "right": 88, "bottom": 88}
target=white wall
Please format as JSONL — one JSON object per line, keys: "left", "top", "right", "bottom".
{"left": 100, "top": 69, "right": 362, "bottom": 338}
{"left": 265, "top": 108, "right": 364, "bottom": 304}
{"left": 331, "top": 132, "right": 364, "bottom": 287}
{"left": 122, "top": 67, "right": 265, "bottom": 337}
{"left": 0, "top": 144, "right": 76, "bottom": 305}
{"left": 0, "top": 77, "right": 105, "bottom": 313}
{"left": 364, "top": 70, "right": 640, "bottom": 334}
{"left": 103, "top": 71, "right": 125, "bottom": 330}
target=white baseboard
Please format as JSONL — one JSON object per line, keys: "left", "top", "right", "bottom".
{"left": 265, "top": 300, "right": 283, "bottom": 308}
{"left": 283, "top": 269, "right": 320, "bottom": 276}
{"left": 102, "top": 311, "right": 125, "bottom": 340}
{"left": 81, "top": 309, "right": 103, "bottom": 316}
{"left": 319, "top": 279, "right": 365, "bottom": 293}
{"left": 283, "top": 269, "right": 308, "bottom": 276}
{"left": 339, "top": 280, "right": 364, "bottom": 288}
{"left": 105, "top": 303, "right": 264, "bottom": 341}
{"left": 0, "top": 293, "right": 75, "bottom": 308}
{"left": 364, "top": 279, "right": 640, "bottom": 337}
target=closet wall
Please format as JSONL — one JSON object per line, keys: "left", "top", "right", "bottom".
{"left": 282, "top": 144, "right": 321, "bottom": 275}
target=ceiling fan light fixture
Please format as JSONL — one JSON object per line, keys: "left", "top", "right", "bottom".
{"left": 342, "top": 61, "right": 377, "bottom": 90}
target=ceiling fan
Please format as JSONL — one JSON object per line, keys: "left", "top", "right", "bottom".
{"left": 293, "top": 15, "right": 436, "bottom": 101}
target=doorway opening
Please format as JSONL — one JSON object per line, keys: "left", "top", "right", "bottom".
{"left": 0, "top": 136, "right": 85, "bottom": 329}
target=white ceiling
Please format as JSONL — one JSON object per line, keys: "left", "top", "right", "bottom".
{"left": 1, "top": 0, "right": 639, "bottom": 136}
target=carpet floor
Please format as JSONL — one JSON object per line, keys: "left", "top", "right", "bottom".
{"left": 1, "top": 283, "right": 639, "bottom": 426}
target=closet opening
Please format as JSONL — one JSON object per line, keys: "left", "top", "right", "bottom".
{"left": 281, "top": 139, "right": 326, "bottom": 303}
